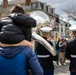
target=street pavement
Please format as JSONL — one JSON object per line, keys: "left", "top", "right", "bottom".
{"left": 54, "top": 60, "right": 70, "bottom": 75}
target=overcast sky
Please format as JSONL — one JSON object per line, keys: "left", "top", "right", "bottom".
{"left": 39, "top": 0, "right": 76, "bottom": 24}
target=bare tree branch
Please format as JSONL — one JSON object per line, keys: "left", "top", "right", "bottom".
{"left": 61, "top": 3, "right": 76, "bottom": 21}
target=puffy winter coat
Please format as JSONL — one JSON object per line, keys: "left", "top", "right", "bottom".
{"left": 0, "top": 13, "right": 36, "bottom": 43}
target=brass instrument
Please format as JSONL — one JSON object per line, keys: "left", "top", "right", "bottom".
{"left": 30, "top": 11, "right": 56, "bottom": 56}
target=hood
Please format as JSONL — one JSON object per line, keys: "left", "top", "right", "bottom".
{"left": 9, "top": 13, "right": 36, "bottom": 28}
{"left": 0, "top": 46, "right": 24, "bottom": 58}
{"left": 0, "top": 17, "right": 13, "bottom": 31}
{"left": 0, "top": 17, "right": 25, "bottom": 44}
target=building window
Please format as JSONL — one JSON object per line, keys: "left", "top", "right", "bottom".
{"left": 46, "top": 6, "right": 48, "bottom": 12}
{"left": 65, "top": 24, "right": 67, "bottom": 27}
{"left": 31, "top": 2, "right": 38, "bottom": 9}
{"left": 61, "top": 27, "right": 63, "bottom": 32}
{"left": 40, "top": 3, "right": 44, "bottom": 10}
{"left": 51, "top": 8, "right": 53, "bottom": 14}
{"left": 69, "top": 24, "right": 71, "bottom": 27}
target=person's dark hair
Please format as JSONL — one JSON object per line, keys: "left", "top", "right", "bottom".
{"left": 10, "top": 4, "right": 25, "bottom": 14}
{"left": 51, "top": 36, "right": 54, "bottom": 38}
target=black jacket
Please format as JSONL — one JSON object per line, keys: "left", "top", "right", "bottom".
{"left": 0, "top": 13, "right": 36, "bottom": 44}
{"left": 65, "top": 38, "right": 76, "bottom": 71}
{"left": 35, "top": 39, "right": 54, "bottom": 71}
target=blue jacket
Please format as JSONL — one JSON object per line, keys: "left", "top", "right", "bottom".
{"left": 0, "top": 46, "right": 43, "bottom": 75}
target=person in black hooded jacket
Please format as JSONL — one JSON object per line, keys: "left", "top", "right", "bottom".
{"left": 0, "top": 4, "right": 44, "bottom": 75}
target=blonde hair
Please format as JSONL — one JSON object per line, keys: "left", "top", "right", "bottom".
{"left": 56, "top": 36, "right": 61, "bottom": 41}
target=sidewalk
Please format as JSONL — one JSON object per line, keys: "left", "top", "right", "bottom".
{"left": 55, "top": 72, "right": 70, "bottom": 75}
{"left": 54, "top": 60, "right": 70, "bottom": 75}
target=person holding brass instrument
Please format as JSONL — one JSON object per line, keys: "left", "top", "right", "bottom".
{"left": 34, "top": 26, "right": 56, "bottom": 75}
{"left": 0, "top": 4, "right": 44, "bottom": 75}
